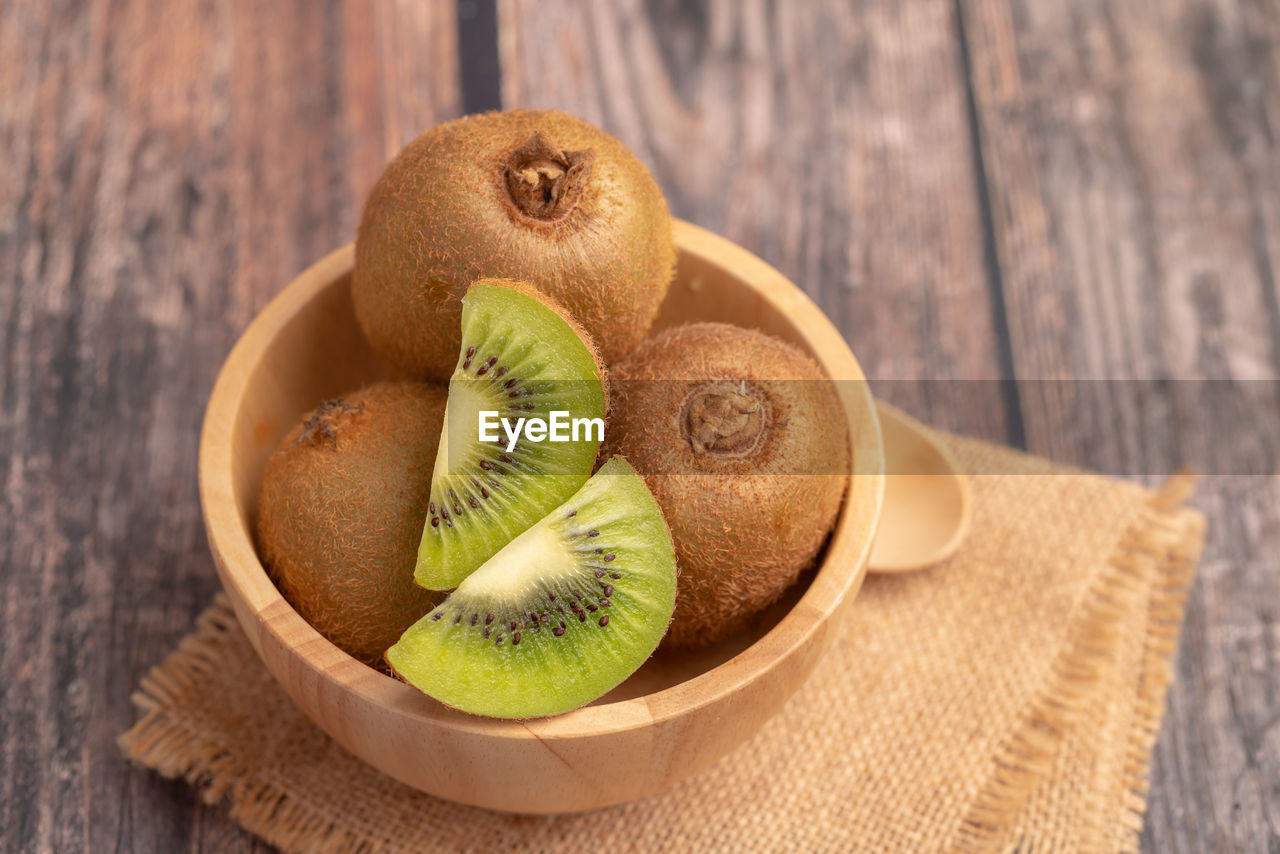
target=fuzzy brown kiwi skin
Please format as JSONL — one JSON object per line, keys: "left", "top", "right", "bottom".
{"left": 603, "top": 323, "right": 850, "bottom": 649}
{"left": 257, "top": 382, "right": 447, "bottom": 666}
{"left": 354, "top": 109, "right": 676, "bottom": 381}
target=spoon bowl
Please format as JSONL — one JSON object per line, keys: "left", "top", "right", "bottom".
{"left": 868, "top": 401, "right": 972, "bottom": 574}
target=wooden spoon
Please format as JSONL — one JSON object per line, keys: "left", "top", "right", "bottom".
{"left": 868, "top": 401, "right": 972, "bottom": 574}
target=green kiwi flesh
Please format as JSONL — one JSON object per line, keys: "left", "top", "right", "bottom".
{"left": 416, "top": 280, "right": 606, "bottom": 591}
{"left": 389, "top": 457, "right": 676, "bottom": 719}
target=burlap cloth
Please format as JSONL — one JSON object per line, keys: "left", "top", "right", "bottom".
{"left": 120, "top": 429, "right": 1205, "bottom": 853}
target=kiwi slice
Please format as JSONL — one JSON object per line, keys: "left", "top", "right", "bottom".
{"left": 416, "top": 279, "right": 606, "bottom": 590}
{"left": 389, "top": 457, "right": 676, "bottom": 719}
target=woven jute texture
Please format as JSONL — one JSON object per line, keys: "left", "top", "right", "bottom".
{"left": 120, "top": 431, "right": 1205, "bottom": 853}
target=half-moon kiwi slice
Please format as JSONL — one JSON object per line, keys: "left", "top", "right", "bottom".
{"left": 389, "top": 457, "right": 676, "bottom": 719}
{"left": 416, "top": 279, "right": 606, "bottom": 590}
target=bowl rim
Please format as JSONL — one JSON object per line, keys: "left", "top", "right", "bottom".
{"left": 198, "top": 219, "right": 884, "bottom": 739}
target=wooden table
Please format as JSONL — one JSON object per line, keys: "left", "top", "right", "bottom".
{"left": 3, "top": 1, "right": 1277, "bottom": 850}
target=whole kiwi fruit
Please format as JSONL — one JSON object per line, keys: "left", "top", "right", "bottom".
{"left": 257, "top": 382, "right": 446, "bottom": 665}
{"left": 354, "top": 109, "right": 676, "bottom": 380}
{"left": 603, "top": 323, "right": 851, "bottom": 648}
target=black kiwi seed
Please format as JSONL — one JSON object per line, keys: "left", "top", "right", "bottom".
{"left": 485, "top": 613, "right": 494, "bottom": 625}
{"left": 604, "top": 554, "right": 615, "bottom": 562}
{"left": 470, "top": 613, "right": 478, "bottom": 626}
{"left": 512, "top": 632, "right": 521, "bottom": 645}
{"left": 610, "top": 572, "right": 621, "bottom": 579}
{"left": 595, "top": 569, "right": 606, "bottom": 578}
{"left": 553, "top": 627, "right": 565, "bottom": 637}
{"left": 603, "top": 584, "right": 614, "bottom": 597}
{"left": 599, "top": 615, "right": 609, "bottom": 627}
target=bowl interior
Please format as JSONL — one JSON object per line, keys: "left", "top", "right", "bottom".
{"left": 211, "top": 223, "right": 882, "bottom": 721}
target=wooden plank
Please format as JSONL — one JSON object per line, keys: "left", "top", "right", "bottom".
{"left": 0, "top": 1, "right": 459, "bottom": 851}
{"left": 959, "top": 0, "right": 1280, "bottom": 849}
{"left": 498, "top": 0, "right": 1011, "bottom": 442}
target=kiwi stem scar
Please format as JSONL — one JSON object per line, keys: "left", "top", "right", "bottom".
{"left": 503, "top": 132, "right": 595, "bottom": 221}
{"left": 681, "top": 381, "right": 767, "bottom": 456}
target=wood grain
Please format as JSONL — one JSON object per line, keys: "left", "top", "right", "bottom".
{"left": 0, "top": 1, "right": 458, "bottom": 851}
{"left": 499, "top": 0, "right": 1012, "bottom": 443}
{"left": 3, "top": 0, "right": 1277, "bottom": 848}
{"left": 959, "top": 1, "right": 1280, "bottom": 849}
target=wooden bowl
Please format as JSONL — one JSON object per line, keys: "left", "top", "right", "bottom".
{"left": 198, "top": 220, "right": 884, "bottom": 814}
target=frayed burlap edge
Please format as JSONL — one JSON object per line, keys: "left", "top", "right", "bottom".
{"left": 118, "top": 602, "right": 376, "bottom": 854}
{"left": 1110, "top": 489, "right": 1204, "bottom": 852}
{"left": 951, "top": 472, "right": 1203, "bottom": 853}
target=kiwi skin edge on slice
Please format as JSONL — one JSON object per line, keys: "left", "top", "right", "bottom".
{"left": 388, "top": 457, "right": 677, "bottom": 720}
{"left": 416, "top": 279, "right": 608, "bottom": 592}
